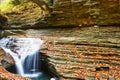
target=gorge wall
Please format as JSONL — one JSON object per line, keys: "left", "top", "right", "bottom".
{"left": 0, "top": 0, "right": 120, "bottom": 80}
{"left": 1, "top": 0, "right": 120, "bottom": 28}
{"left": 28, "top": 26, "right": 120, "bottom": 80}
{"left": 35, "top": 0, "right": 120, "bottom": 27}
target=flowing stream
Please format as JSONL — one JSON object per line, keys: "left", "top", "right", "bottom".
{"left": 0, "top": 37, "right": 50, "bottom": 80}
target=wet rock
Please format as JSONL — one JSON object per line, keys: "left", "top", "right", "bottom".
{"left": 0, "top": 48, "right": 14, "bottom": 68}
{"left": 29, "top": 26, "right": 120, "bottom": 80}
{"left": 0, "top": 48, "right": 30, "bottom": 80}
{"left": 0, "top": 26, "right": 119, "bottom": 79}
{"left": 0, "top": 30, "right": 26, "bottom": 38}
{"left": 0, "top": 14, "right": 8, "bottom": 29}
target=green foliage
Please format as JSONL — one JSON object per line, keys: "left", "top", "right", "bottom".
{"left": 0, "top": 0, "right": 21, "bottom": 12}
{"left": 0, "top": 0, "right": 14, "bottom": 12}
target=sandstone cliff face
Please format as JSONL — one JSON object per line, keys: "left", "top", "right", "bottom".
{"left": 0, "top": 0, "right": 120, "bottom": 80}
{"left": 0, "top": 27, "right": 119, "bottom": 79}
{"left": 2, "top": 0, "right": 120, "bottom": 28}
{"left": 52, "top": 0, "right": 120, "bottom": 25}
{"left": 35, "top": 0, "right": 120, "bottom": 27}
{"left": 26, "top": 26, "right": 120, "bottom": 80}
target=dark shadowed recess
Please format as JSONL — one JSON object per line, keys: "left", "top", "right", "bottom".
{"left": 5, "top": 52, "right": 59, "bottom": 80}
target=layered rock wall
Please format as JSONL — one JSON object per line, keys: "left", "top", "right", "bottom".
{"left": 26, "top": 26, "right": 120, "bottom": 80}
{"left": 44, "top": 0, "right": 120, "bottom": 26}
{"left": 2, "top": 0, "right": 120, "bottom": 28}
{"left": 0, "top": 0, "right": 120, "bottom": 80}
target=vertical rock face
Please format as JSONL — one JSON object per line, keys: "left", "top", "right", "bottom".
{"left": 3, "top": 0, "right": 120, "bottom": 28}
{"left": 99, "top": 0, "right": 120, "bottom": 25}
{"left": 0, "top": 0, "right": 119, "bottom": 80}
{"left": 26, "top": 26, "right": 120, "bottom": 80}
{"left": 42, "top": 0, "right": 120, "bottom": 26}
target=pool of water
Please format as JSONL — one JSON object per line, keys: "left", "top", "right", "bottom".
{"left": 31, "top": 72, "right": 50, "bottom": 80}
{"left": 6, "top": 65, "right": 51, "bottom": 80}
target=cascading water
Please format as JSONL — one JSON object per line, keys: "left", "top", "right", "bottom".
{"left": 0, "top": 37, "right": 50, "bottom": 80}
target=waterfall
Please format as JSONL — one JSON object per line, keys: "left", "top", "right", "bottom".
{"left": 0, "top": 37, "right": 44, "bottom": 79}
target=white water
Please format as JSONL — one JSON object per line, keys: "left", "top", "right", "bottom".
{"left": 0, "top": 37, "right": 44, "bottom": 78}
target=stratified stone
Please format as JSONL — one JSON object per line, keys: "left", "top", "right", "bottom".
{"left": 25, "top": 26, "right": 119, "bottom": 80}
{"left": 3, "top": 0, "right": 120, "bottom": 29}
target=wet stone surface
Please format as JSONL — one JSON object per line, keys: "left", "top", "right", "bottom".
{"left": 0, "top": 26, "right": 120, "bottom": 80}
{"left": 26, "top": 26, "right": 120, "bottom": 80}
